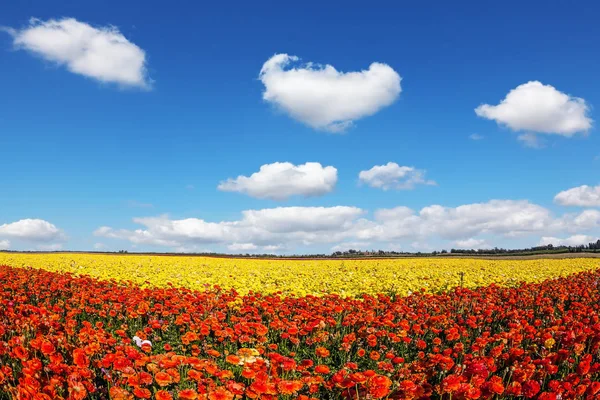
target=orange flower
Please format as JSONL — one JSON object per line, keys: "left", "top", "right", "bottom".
{"left": 155, "top": 390, "right": 173, "bottom": 400}
{"left": 72, "top": 348, "right": 89, "bottom": 368}
{"left": 277, "top": 380, "right": 303, "bottom": 395}
{"left": 178, "top": 389, "right": 198, "bottom": 400}
{"left": 132, "top": 387, "right": 151, "bottom": 399}
{"left": 207, "top": 388, "right": 234, "bottom": 400}
{"left": 314, "top": 365, "right": 330, "bottom": 374}
{"left": 109, "top": 387, "right": 134, "bottom": 400}
{"left": 154, "top": 371, "right": 173, "bottom": 387}
{"left": 225, "top": 355, "right": 241, "bottom": 365}
{"left": 315, "top": 347, "right": 330, "bottom": 358}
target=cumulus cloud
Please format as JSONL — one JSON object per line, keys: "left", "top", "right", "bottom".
{"left": 358, "top": 162, "right": 436, "bottom": 190}
{"left": 95, "top": 206, "right": 365, "bottom": 250}
{"left": 517, "top": 133, "right": 544, "bottom": 149}
{"left": 95, "top": 200, "right": 600, "bottom": 253}
{"left": 37, "top": 243, "right": 63, "bottom": 251}
{"left": 5, "top": 17, "right": 150, "bottom": 88}
{"left": 0, "top": 219, "right": 63, "bottom": 242}
{"left": 330, "top": 242, "right": 371, "bottom": 252}
{"left": 571, "top": 210, "right": 600, "bottom": 230}
{"left": 453, "top": 238, "right": 490, "bottom": 249}
{"left": 218, "top": 162, "right": 337, "bottom": 200}
{"left": 259, "top": 53, "right": 401, "bottom": 132}
{"left": 555, "top": 185, "right": 600, "bottom": 207}
{"left": 227, "top": 243, "right": 258, "bottom": 252}
{"left": 475, "top": 81, "right": 592, "bottom": 143}
{"left": 0, "top": 240, "right": 10, "bottom": 250}
{"left": 538, "top": 235, "right": 597, "bottom": 247}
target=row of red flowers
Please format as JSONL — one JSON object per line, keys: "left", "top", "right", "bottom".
{"left": 0, "top": 264, "right": 599, "bottom": 399}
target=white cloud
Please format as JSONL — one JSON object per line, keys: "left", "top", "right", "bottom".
{"left": 517, "top": 133, "right": 544, "bottom": 149}
{"left": 227, "top": 243, "right": 258, "bottom": 252}
{"left": 453, "top": 238, "right": 490, "bottom": 249}
{"left": 331, "top": 242, "right": 371, "bottom": 252}
{"left": 259, "top": 53, "right": 401, "bottom": 132}
{"left": 358, "top": 162, "right": 436, "bottom": 190}
{"left": 6, "top": 17, "right": 150, "bottom": 88}
{"left": 538, "top": 235, "right": 597, "bottom": 247}
{"left": 93, "top": 242, "right": 106, "bottom": 250}
{"left": 571, "top": 210, "right": 600, "bottom": 230}
{"left": 95, "top": 200, "right": 600, "bottom": 254}
{"left": 0, "top": 240, "right": 10, "bottom": 250}
{"left": 37, "top": 243, "right": 63, "bottom": 251}
{"left": 555, "top": 185, "right": 600, "bottom": 207}
{"left": 475, "top": 81, "right": 592, "bottom": 138}
{"left": 218, "top": 162, "right": 337, "bottom": 200}
{"left": 95, "top": 206, "right": 364, "bottom": 250}
{"left": 0, "top": 219, "right": 63, "bottom": 242}
{"left": 469, "top": 134, "right": 484, "bottom": 140}
{"left": 358, "top": 200, "right": 559, "bottom": 242}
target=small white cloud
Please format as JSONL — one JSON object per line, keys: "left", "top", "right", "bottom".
{"left": 330, "top": 241, "right": 371, "bottom": 252}
{"left": 227, "top": 243, "right": 258, "bottom": 252}
{"left": 37, "top": 243, "right": 63, "bottom": 251}
{"left": 93, "top": 242, "right": 106, "bottom": 250}
{"left": 259, "top": 53, "right": 401, "bottom": 132}
{"left": 218, "top": 162, "right": 337, "bottom": 200}
{"left": 6, "top": 17, "right": 150, "bottom": 88}
{"left": 454, "top": 238, "right": 490, "bottom": 249}
{"left": 358, "top": 162, "right": 436, "bottom": 190}
{"left": 469, "top": 134, "right": 484, "bottom": 140}
{"left": 517, "top": 133, "right": 544, "bottom": 149}
{"left": 475, "top": 81, "right": 592, "bottom": 138}
{"left": 538, "top": 234, "right": 597, "bottom": 247}
{"left": 0, "top": 240, "right": 10, "bottom": 250}
{"left": 185, "top": 184, "right": 195, "bottom": 190}
{"left": 0, "top": 219, "right": 63, "bottom": 242}
{"left": 555, "top": 185, "right": 600, "bottom": 207}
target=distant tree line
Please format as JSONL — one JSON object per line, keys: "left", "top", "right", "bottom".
{"left": 330, "top": 240, "right": 600, "bottom": 258}
{"left": 3, "top": 239, "right": 599, "bottom": 258}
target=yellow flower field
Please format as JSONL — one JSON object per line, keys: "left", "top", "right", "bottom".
{"left": 1, "top": 253, "right": 599, "bottom": 297}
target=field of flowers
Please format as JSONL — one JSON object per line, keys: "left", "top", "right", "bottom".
{"left": 1, "top": 255, "right": 600, "bottom": 399}
{"left": 0, "top": 253, "right": 599, "bottom": 296}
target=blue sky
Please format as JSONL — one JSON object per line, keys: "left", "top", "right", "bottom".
{"left": 1, "top": 0, "right": 599, "bottom": 254}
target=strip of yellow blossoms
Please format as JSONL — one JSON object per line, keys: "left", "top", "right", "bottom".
{"left": 1, "top": 253, "right": 598, "bottom": 297}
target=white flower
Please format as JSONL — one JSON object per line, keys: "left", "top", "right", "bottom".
{"left": 132, "top": 336, "right": 152, "bottom": 348}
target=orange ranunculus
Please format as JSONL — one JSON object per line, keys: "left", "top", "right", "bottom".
{"left": 72, "top": 348, "right": 89, "bottom": 368}
{"left": 225, "top": 355, "right": 241, "bottom": 365}
{"left": 178, "top": 389, "right": 198, "bottom": 400}
{"left": 315, "top": 347, "right": 330, "bottom": 358}
{"left": 132, "top": 387, "right": 151, "bottom": 399}
{"left": 277, "top": 380, "right": 303, "bottom": 395}
{"left": 207, "top": 388, "right": 234, "bottom": 400}
{"left": 109, "top": 386, "right": 134, "bottom": 400}
{"left": 154, "top": 371, "right": 173, "bottom": 387}
{"left": 155, "top": 390, "right": 173, "bottom": 400}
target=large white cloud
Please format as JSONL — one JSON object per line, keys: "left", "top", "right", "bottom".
{"left": 475, "top": 81, "right": 592, "bottom": 144}
{"left": 259, "top": 54, "right": 401, "bottom": 132}
{"left": 538, "top": 235, "right": 597, "bottom": 247}
{"left": 355, "top": 200, "right": 560, "bottom": 242}
{"left": 95, "top": 206, "right": 365, "bottom": 250}
{"left": 358, "top": 162, "right": 436, "bottom": 190}
{"left": 0, "top": 219, "right": 63, "bottom": 242}
{"left": 95, "top": 200, "right": 600, "bottom": 253}
{"left": 555, "top": 185, "right": 600, "bottom": 207}
{"left": 6, "top": 18, "right": 150, "bottom": 88}
{"left": 218, "top": 162, "right": 337, "bottom": 200}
